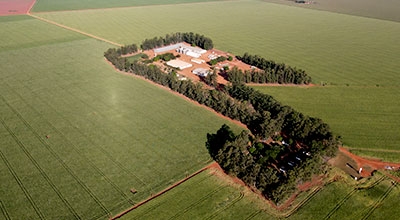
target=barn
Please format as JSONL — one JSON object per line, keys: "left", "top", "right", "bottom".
{"left": 166, "top": 59, "right": 193, "bottom": 70}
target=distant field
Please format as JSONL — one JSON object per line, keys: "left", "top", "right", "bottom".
{"left": 32, "top": 0, "right": 226, "bottom": 12}
{"left": 0, "top": 15, "right": 242, "bottom": 219}
{"left": 262, "top": 0, "right": 400, "bottom": 22}
{"left": 34, "top": 0, "right": 400, "bottom": 154}
{"left": 35, "top": 1, "right": 400, "bottom": 86}
{"left": 251, "top": 86, "right": 400, "bottom": 152}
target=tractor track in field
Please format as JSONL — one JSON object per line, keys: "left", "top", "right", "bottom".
{"left": 0, "top": 200, "right": 11, "bottom": 220}
{"left": 27, "top": 13, "right": 122, "bottom": 47}
{"left": 110, "top": 162, "right": 218, "bottom": 219}
{"left": 0, "top": 93, "right": 111, "bottom": 217}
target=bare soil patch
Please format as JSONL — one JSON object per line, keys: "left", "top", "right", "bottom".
{"left": 0, "top": 0, "right": 35, "bottom": 16}
{"left": 338, "top": 147, "right": 400, "bottom": 177}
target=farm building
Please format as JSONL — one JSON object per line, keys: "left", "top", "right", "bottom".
{"left": 166, "top": 59, "right": 193, "bottom": 70}
{"left": 191, "top": 58, "right": 205, "bottom": 64}
{"left": 176, "top": 45, "right": 207, "bottom": 58}
{"left": 153, "top": 43, "right": 183, "bottom": 54}
{"left": 192, "top": 68, "right": 211, "bottom": 77}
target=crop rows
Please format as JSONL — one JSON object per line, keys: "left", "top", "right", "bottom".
{"left": 34, "top": 1, "right": 400, "bottom": 152}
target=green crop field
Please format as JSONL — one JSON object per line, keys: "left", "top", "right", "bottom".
{"left": 2, "top": 0, "right": 400, "bottom": 219}
{"left": 33, "top": 0, "right": 400, "bottom": 155}
{"left": 262, "top": 0, "right": 400, "bottom": 22}
{"left": 121, "top": 170, "right": 273, "bottom": 219}
{"left": 289, "top": 173, "right": 399, "bottom": 219}
{"left": 32, "top": 0, "right": 226, "bottom": 12}
{"left": 122, "top": 168, "right": 399, "bottom": 219}
{"left": 0, "top": 15, "right": 243, "bottom": 219}
{"left": 34, "top": 0, "right": 400, "bottom": 86}
{"left": 251, "top": 86, "right": 400, "bottom": 156}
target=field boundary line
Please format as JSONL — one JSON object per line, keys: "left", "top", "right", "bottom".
{"left": 110, "top": 162, "right": 217, "bottom": 220}
{"left": 26, "top": 13, "right": 122, "bottom": 47}
{"left": 0, "top": 200, "right": 11, "bottom": 220}
{"left": 27, "top": 0, "right": 37, "bottom": 14}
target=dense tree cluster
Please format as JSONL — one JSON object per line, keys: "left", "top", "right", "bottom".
{"left": 104, "top": 35, "right": 339, "bottom": 204}
{"left": 153, "top": 53, "right": 176, "bottom": 62}
{"left": 207, "top": 124, "right": 330, "bottom": 204}
{"left": 235, "top": 53, "right": 312, "bottom": 84}
{"left": 209, "top": 56, "right": 227, "bottom": 65}
{"left": 141, "top": 32, "right": 214, "bottom": 50}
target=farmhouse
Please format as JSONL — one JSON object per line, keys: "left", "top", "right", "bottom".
{"left": 192, "top": 68, "right": 211, "bottom": 77}
{"left": 166, "top": 59, "right": 193, "bottom": 70}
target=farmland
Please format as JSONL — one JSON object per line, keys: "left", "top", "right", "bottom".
{"left": 122, "top": 167, "right": 400, "bottom": 219}
{"left": 34, "top": 0, "right": 400, "bottom": 153}
{"left": 120, "top": 170, "right": 273, "bottom": 219}
{"left": 263, "top": 0, "right": 400, "bottom": 22}
{"left": 0, "top": 15, "right": 242, "bottom": 219}
{"left": 1, "top": 0, "right": 399, "bottom": 219}
{"left": 31, "top": 0, "right": 226, "bottom": 12}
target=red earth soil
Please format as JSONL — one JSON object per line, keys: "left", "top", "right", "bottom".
{"left": 0, "top": 0, "right": 35, "bottom": 16}
{"left": 339, "top": 147, "right": 400, "bottom": 177}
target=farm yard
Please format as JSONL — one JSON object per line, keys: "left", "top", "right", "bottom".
{"left": 1, "top": 0, "right": 399, "bottom": 219}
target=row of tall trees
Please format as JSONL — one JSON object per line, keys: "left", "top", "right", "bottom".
{"left": 235, "top": 53, "right": 311, "bottom": 84}
{"left": 140, "top": 32, "right": 214, "bottom": 50}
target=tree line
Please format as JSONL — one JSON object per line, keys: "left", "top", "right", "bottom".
{"left": 206, "top": 124, "right": 331, "bottom": 204}
{"left": 234, "top": 53, "right": 312, "bottom": 85}
{"left": 140, "top": 32, "right": 214, "bottom": 50}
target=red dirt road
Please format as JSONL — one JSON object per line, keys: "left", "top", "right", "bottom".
{"left": 0, "top": 0, "right": 35, "bottom": 16}
{"left": 339, "top": 147, "right": 400, "bottom": 177}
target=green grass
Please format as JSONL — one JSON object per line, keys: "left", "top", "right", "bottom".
{"left": 0, "top": 16, "right": 243, "bottom": 219}
{"left": 262, "top": 0, "right": 400, "bottom": 22}
{"left": 32, "top": 0, "right": 227, "bottom": 12}
{"left": 126, "top": 53, "right": 146, "bottom": 63}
